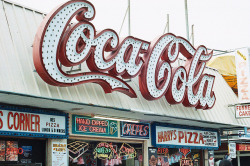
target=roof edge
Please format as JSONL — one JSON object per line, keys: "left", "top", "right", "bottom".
{"left": 2, "top": 0, "right": 45, "bottom": 14}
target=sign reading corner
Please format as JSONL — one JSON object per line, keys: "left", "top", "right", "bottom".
{"left": 0, "top": 106, "right": 68, "bottom": 138}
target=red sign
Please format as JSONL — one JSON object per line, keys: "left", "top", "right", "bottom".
{"left": 33, "top": 0, "right": 216, "bottom": 110}
{"left": 181, "top": 158, "right": 193, "bottom": 166}
{"left": 119, "top": 143, "right": 136, "bottom": 160}
{"left": 236, "top": 144, "right": 250, "bottom": 151}
{"left": 157, "top": 148, "right": 168, "bottom": 155}
{"left": 179, "top": 149, "right": 191, "bottom": 157}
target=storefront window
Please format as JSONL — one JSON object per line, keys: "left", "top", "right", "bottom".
{"left": 68, "top": 140, "right": 143, "bottom": 166}
{"left": 152, "top": 148, "right": 201, "bottom": 166}
{"left": 6, "top": 141, "right": 18, "bottom": 161}
{"left": 0, "top": 139, "right": 46, "bottom": 165}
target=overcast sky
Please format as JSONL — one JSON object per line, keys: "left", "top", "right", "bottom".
{"left": 9, "top": 0, "right": 250, "bottom": 52}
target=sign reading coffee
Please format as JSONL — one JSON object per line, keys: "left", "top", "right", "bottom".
{"left": 152, "top": 124, "right": 219, "bottom": 149}
{"left": 0, "top": 109, "right": 67, "bottom": 138}
{"left": 33, "top": 0, "right": 216, "bottom": 110}
{"left": 72, "top": 115, "right": 118, "bottom": 137}
{"left": 120, "top": 122, "right": 149, "bottom": 138}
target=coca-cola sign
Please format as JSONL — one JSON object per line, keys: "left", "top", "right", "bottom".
{"left": 33, "top": 0, "right": 216, "bottom": 109}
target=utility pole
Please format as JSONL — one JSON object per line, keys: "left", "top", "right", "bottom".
{"left": 191, "top": 24, "right": 194, "bottom": 45}
{"left": 163, "top": 14, "right": 169, "bottom": 34}
{"left": 184, "top": 0, "right": 189, "bottom": 41}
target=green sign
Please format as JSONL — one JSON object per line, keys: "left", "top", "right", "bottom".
{"left": 72, "top": 115, "right": 118, "bottom": 137}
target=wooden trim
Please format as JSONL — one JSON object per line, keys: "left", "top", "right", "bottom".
{"left": 69, "top": 135, "right": 145, "bottom": 144}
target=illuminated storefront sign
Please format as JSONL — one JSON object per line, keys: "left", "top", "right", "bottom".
{"left": 119, "top": 143, "right": 136, "bottom": 160}
{"left": 179, "top": 148, "right": 191, "bottom": 158}
{"left": 157, "top": 148, "right": 168, "bottom": 155}
{"left": 33, "top": 0, "right": 216, "bottom": 110}
{"left": 93, "top": 142, "right": 115, "bottom": 160}
{"left": 152, "top": 124, "right": 220, "bottom": 149}
{"left": 68, "top": 141, "right": 89, "bottom": 160}
{"left": 120, "top": 122, "right": 149, "bottom": 138}
{"left": 72, "top": 115, "right": 118, "bottom": 137}
{"left": 181, "top": 158, "right": 193, "bottom": 166}
{"left": 0, "top": 106, "right": 68, "bottom": 138}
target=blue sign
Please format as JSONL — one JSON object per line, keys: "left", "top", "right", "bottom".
{"left": 120, "top": 122, "right": 150, "bottom": 139}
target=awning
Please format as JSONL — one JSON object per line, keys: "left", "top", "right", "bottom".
{"left": 0, "top": 90, "right": 247, "bottom": 131}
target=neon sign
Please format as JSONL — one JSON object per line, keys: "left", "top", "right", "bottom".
{"left": 72, "top": 115, "right": 118, "bottom": 137}
{"left": 121, "top": 122, "right": 149, "bottom": 138}
{"left": 157, "top": 148, "right": 168, "bottom": 155}
{"left": 6, "top": 148, "right": 23, "bottom": 155}
{"left": 181, "top": 158, "right": 193, "bottom": 166}
{"left": 179, "top": 149, "right": 191, "bottom": 158}
{"left": 93, "top": 142, "right": 115, "bottom": 160}
{"left": 33, "top": 0, "right": 216, "bottom": 110}
{"left": 119, "top": 143, "right": 136, "bottom": 160}
{"left": 68, "top": 141, "right": 89, "bottom": 160}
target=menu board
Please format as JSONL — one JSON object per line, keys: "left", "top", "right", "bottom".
{"left": 6, "top": 141, "right": 18, "bottom": 161}
{"left": 52, "top": 142, "right": 67, "bottom": 166}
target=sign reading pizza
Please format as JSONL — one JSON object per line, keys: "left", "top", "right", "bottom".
{"left": 33, "top": 0, "right": 216, "bottom": 110}
{"left": 152, "top": 124, "right": 219, "bottom": 149}
{"left": 0, "top": 109, "right": 67, "bottom": 138}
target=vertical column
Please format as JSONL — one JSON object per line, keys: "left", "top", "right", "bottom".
{"left": 204, "top": 150, "right": 208, "bottom": 166}
{"left": 237, "top": 151, "right": 240, "bottom": 166}
{"left": 47, "top": 139, "right": 68, "bottom": 166}
{"left": 143, "top": 140, "right": 148, "bottom": 166}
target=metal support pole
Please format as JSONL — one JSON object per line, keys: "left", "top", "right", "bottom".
{"left": 237, "top": 151, "right": 240, "bottom": 166}
{"left": 128, "top": 0, "right": 131, "bottom": 36}
{"left": 167, "top": 14, "right": 169, "bottom": 33}
{"left": 191, "top": 24, "right": 194, "bottom": 45}
{"left": 163, "top": 14, "right": 169, "bottom": 34}
{"left": 184, "top": 0, "right": 189, "bottom": 41}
